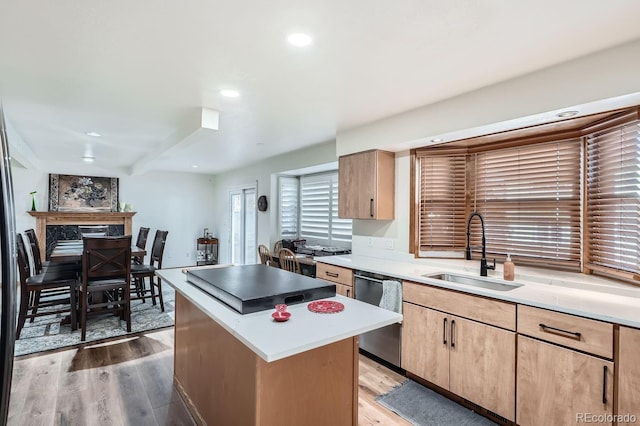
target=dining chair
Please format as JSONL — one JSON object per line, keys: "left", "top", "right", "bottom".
{"left": 80, "top": 235, "right": 132, "bottom": 341}
{"left": 278, "top": 248, "right": 301, "bottom": 274}
{"left": 258, "top": 244, "right": 273, "bottom": 266}
{"left": 16, "top": 234, "right": 79, "bottom": 338}
{"left": 273, "top": 240, "right": 283, "bottom": 254}
{"left": 131, "top": 230, "right": 168, "bottom": 312}
{"left": 132, "top": 226, "right": 150, "bottom": 265}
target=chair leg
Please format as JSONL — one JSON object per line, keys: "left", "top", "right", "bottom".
{"left": 29, "top": 290, "right": 41, "bottom": 322}
{"left": 155, "top": 276, "right": 165, "bottom": 312}
{"left": 125, "top": 288, "right": 131, "bottom": 332}
{"left": 70, "top": 280, "right": 78, "bottom": 331}
{"left": 80, "top": 290, "right": 87, "bottom": 341}
{"left": 148, "top": 275, "right": 157, "bottom": 306}
{"left": 17, "top": 289, "right": 29, "bottom": 338}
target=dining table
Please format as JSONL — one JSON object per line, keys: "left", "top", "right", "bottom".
{"left": 49, "top": 239, "right": 145, "bottom": 263}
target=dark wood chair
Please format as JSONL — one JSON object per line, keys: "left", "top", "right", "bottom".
{"left": 16, "top": 234, "right": 79, "bottom": 338}
{"left": 258, "top": 244, "right": 273, "bottom": 266}
{"left": 80, "top": 236, "right": 132, "bottom": 341}
{"left": 131, "top": 230, "right": 168, "bottom": 312}
{"left": 278, "top": 248, "right": 301, "bottom": 274}
{"left": 132, "top": 226, "right": 150, "bottom": 265}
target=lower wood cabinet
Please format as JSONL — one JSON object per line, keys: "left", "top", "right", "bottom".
{"left": 316, "top": 263, "right": 354, "bottom": 298}
{"left": 517, "top": 335, "right": 614, "bottom": 426}
{"left": 618, "top": 326, "right": 640, "bottom": 424}
{"left": 402, "top": 302, "right": 515, "bottom": 421}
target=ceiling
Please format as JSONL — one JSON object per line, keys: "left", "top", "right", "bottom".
{"left": 1, "top": 1, "right": 640, "bottom": 175}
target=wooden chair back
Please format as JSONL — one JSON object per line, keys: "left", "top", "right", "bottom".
{"left": 273, "top": 240, "right": 283, "bottom": 254}
{"left": 278, "top": 248, "right": 301, "bottom": 274}
{"left": 258, "top": 244, "right": 273, "bottom": 266}
{"left": 149, "top": 230, "right": 169, "bottom": 268}
{"left": 24, "top": 229, "right": 44, "bottom": 274}
{"left": 82, "top": 236, "right": 132, "bottom": 283}
{"left": 136, "top": 227, "right": 150, "bottom": 250}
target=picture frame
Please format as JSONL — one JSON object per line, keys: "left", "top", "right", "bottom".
{"left": 48, "top": 174, "right": 119, "bottom": 212}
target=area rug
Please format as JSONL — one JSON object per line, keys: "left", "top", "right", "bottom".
{"left": 14, "top": 287, "right": 175, "bottom": 357}
{"left": 376, "top": 380, "right": 496, "bottom": 426}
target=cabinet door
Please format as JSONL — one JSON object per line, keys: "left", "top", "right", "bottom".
{"left": 619, "top": 326, "right": 640, "bottom": 424}
{"left": 448, "top": 316, "right": 515, "bottom": 421}
{"left": 401, "top": 303, "right": 449, "bottom": 389}
{"left": 335, "top": 283, "right": 353, "bottom": 298}
{"left": 338, "top": 152, "right": 375, "bottom": 219}
{"left": 517, "top": 335, "right": 614, "bottom": 426}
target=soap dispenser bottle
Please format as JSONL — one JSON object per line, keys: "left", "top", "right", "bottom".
{"left": 503, "top": 254, "right": 515, "bottom": 281}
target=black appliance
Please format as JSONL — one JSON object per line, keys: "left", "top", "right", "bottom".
{"left": 281, "top": 239, "right": 306, "bottom": 252}
{"left": 0, "top": 106, "right": 18, "bottom": 424}
{"left": 295, "top": 246, "right": 352, "bottom": 257}
{"left": 186, "top": 264, "right": 335, "bottom": 314}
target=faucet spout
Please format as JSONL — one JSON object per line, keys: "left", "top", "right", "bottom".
{"left": 466, "top": 212, "right": 495, "bottom": 277}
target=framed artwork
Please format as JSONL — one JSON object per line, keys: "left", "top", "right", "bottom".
{"left": 48, "top": 174, "right": 119, "bottom": 212}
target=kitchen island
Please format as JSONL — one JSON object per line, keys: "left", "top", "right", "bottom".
{"left": 156, "top": 266, "right": 402, "bottom": 425}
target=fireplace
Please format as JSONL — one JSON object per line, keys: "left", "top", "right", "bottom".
{"left": 27, "top": 211, "right": 136, "bottom": 261}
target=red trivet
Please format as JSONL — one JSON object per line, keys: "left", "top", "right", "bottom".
{"left": 308, "top": 300, "right": 344, "bottom": 314}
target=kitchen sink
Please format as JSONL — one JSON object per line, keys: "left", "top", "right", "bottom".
{"left": 423, "top": 273, "right": 522, "bottom": 292}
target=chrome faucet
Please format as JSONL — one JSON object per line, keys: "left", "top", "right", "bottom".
{"left": 466, "top": 212, "right": 495, "bottom": 277}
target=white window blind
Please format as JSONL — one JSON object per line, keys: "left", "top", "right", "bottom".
{"left": 586, "top": 120, "right": 640, "bottom": 274}
{"left": 471, "top": 139, "right": 582, "bottom": 265}
{"left": 300, "top": 172, "right": 352, "bottom": 246}
{"left": 278, "top": 176, "right": 299, "bottom": 238}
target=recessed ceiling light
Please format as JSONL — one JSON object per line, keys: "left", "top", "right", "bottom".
{"left": 220, "top": 89, "right": 240, "bottom": 98}
{"left": 431, "top": 138, "right": 443, "bottom": 143}
{"left": 287, "top": 33, "right": 312, "bottom": 47}
{"left": 556, "top": 110, "right": 579, "bottom": 118}
{"left": 191, "top": 165, "right": 198, "bottom": 168}
{"left": 86, "top": 132, "right": 101, "bottom": 137}
{"left": 82, "top": 155, "right": 95, "bottom": 163}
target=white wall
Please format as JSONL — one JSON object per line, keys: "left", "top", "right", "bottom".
{"left": 12, "top": 162, "right": 216, "bottom": 268}
{"left": 340, "top": 38, "right": 640, "bottom": 259}
{"left": 210, "top": 141, "right": 337, "bottom": 264}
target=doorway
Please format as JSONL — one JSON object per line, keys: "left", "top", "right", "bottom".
{"left": 230, "top": 187, "right": 257, "bottom": 264}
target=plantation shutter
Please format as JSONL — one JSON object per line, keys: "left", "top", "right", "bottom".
{"left": 300, "top": 174, "right": 331, "bottom": 243}
{"left": 278, "top": 176, "right": 299, "bottom": 238}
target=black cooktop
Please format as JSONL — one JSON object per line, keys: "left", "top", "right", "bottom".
{"left": 185, "top": 264, "right": 336, "bottom": 314}
{"left": 295, "top": 246, "right": 352, "bottom": 257}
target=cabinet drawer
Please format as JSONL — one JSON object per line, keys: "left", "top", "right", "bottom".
{"left": 517, "top": 305, "right": 613, "bottom": 359}
{"left": 403, "top": 281, "right": 516, "bottom": 330}
{"left": 316, "top": 263, "right": 353, "bottom": 286}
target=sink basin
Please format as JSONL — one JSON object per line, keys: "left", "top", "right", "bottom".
{"left": 423, "top": 273, "right": 522, "bottom": 292}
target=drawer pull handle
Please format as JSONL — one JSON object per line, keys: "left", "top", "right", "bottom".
{"left": 325, "top": 271, "right": 339, "bottom": 278}
{"left": 443, "top": 318, "right": 447, "bottom": 345}
{"left": 539, "top": 323, "right": 582, "bottom": 340}
{"left": 370, "top": 198, "right": 374, "bottom": 217}
{"left": 450, "top": 320, "right": 455, "bottom": 348}
{"left": 346, "top": 288, "right": 350, "bottom": 298}
{"left": 602, "top": 365, "right": 608, "bottom": 404}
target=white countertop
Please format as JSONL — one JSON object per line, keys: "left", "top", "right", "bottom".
{"left": 315, "top": 255, "right": 640, "bottom": 328}
{"left": 156, "top": 267, "right": 403, "bottom": 362}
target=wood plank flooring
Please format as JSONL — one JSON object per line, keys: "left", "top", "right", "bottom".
{"left": 8, "top": 329, "right": 410, "bottom": 425}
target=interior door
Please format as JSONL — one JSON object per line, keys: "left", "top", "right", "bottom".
{"left": 230, "top": 187, "right": 257, "bottom": 265}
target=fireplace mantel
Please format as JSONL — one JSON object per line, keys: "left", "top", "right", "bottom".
{"left": 27, "top": 211, "right": 136, "bottom": 261}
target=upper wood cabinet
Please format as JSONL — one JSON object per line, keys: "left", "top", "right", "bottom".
{"left": 338, "top": 150, "right": 395, "bottom": 220}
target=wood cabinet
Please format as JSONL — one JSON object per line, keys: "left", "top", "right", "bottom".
{"left": 338, "top": 150, "right": 395, "bottom": 220}
{"left": 316, "top": 263, "right": 354, "bottom": 298}
{"left": 401, "top": 285, "right": 516, "bottom": 421}
{"left": 517, "top": 335, "right": 614, "bottom": 426}
{"left": 618, "top": 326, "right": 640, "bottom": 424}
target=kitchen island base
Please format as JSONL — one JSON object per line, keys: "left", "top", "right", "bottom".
{"left": 174, "top": 292, "right": 358, "bottom": 425}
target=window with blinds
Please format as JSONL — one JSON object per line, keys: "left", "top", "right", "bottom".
{"left": 471, "top": 140, "right": 582, "bottom": 265}
{"left": 586, "top": 120, "right": 640, "bottom": 274}
{"left": 417, "top": 154, "right": 467, "bottom": 252}
{"left": 278, "top": 176, "right": 299, "bottom": 238}
{"left": 294, "top": 172, "right": 352, "bottom": 246}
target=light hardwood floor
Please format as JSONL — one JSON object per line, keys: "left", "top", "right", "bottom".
{"left": 8, "top": 329, "right": 410, "bottom": 426}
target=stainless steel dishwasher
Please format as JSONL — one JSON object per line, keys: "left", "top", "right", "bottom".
{"left": 354, "top": 270, "right": 402, "bottom": 367}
